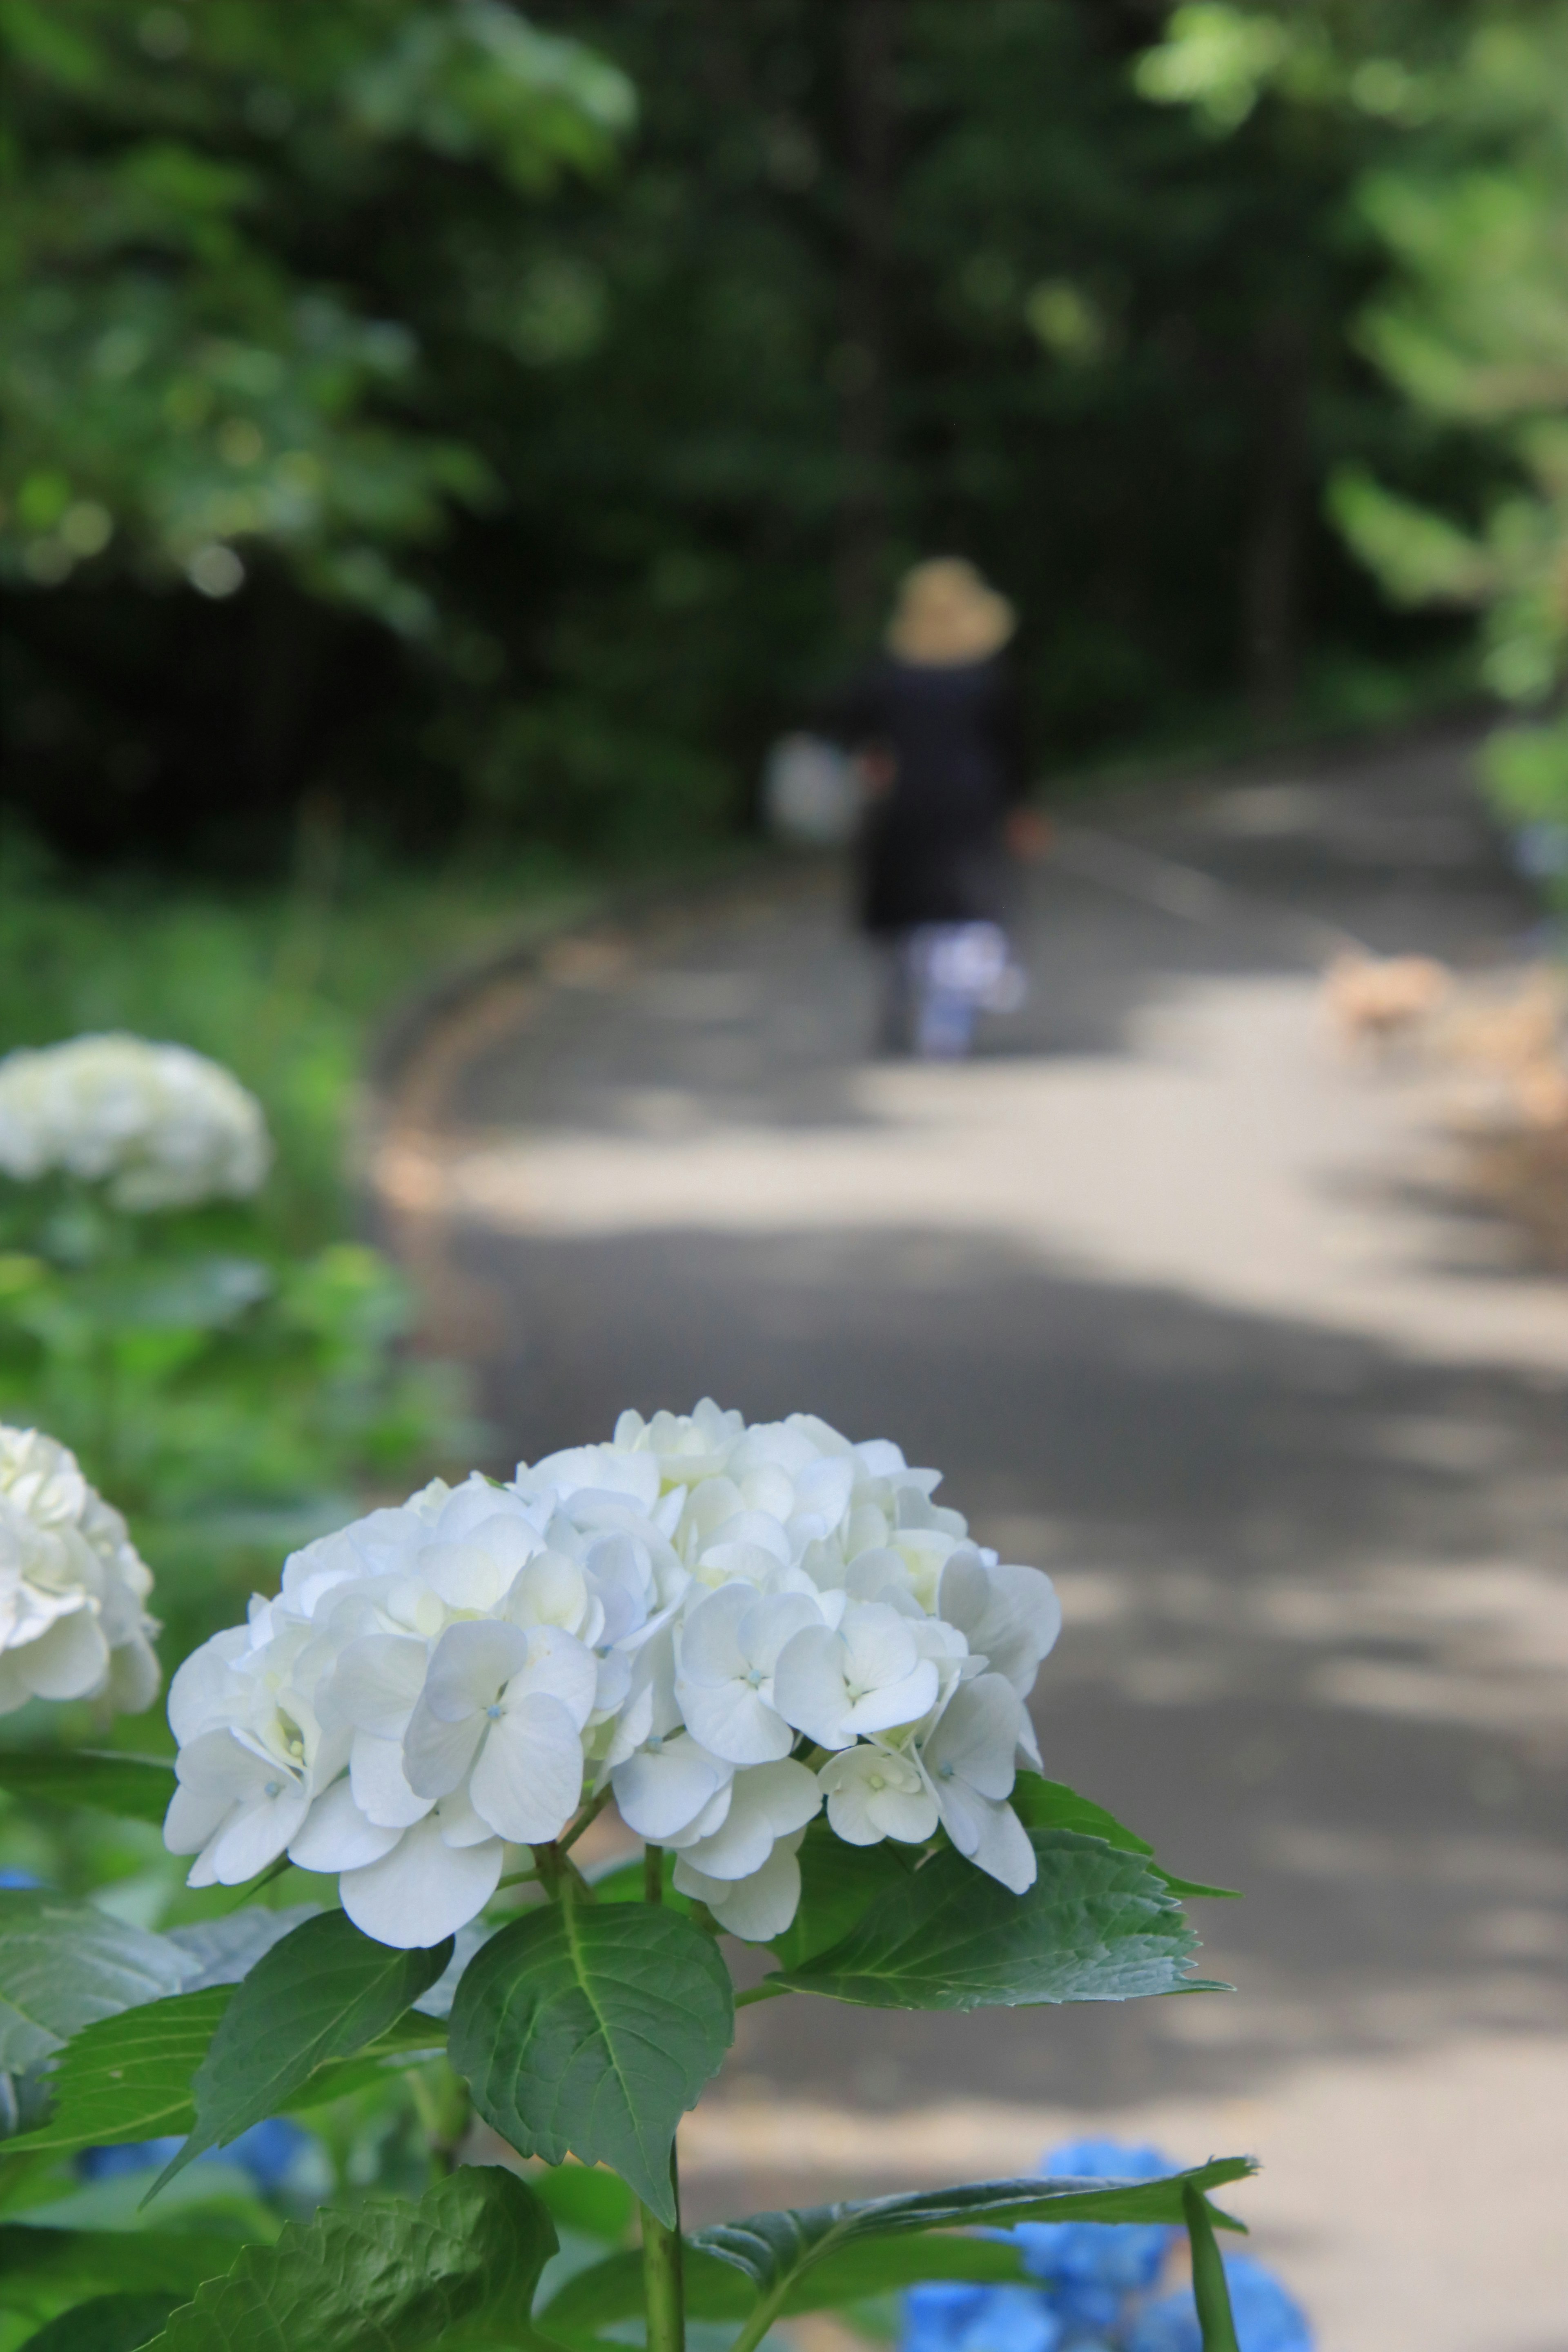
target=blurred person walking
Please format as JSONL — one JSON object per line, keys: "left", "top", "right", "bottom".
{"left": 822, "top": 558, "right": 1047, "bottom": 1057}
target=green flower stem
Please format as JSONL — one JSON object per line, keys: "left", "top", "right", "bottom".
{"left": 734, "top": 1979, "right": 789, "bottom": 2009}
{"left": 1183, "top": 2183, "right": 1241, "bottom": 2352}
{"left": 634, "top": 1849, "right": 687, "bottom": 2352}
{"left": 559, "top": 1784, "right": 614, "bottom": 1855}
{"left": 640, "top": 2152, "right": 686, "bottom": 2352}
{"left": 722, "top": 2265, "right": 791, "bottom": 2352}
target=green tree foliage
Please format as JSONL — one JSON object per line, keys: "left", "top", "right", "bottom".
{"left": 1, "top": 0, "right": 1472, "bottom": 870}
{"left": 0, "top": 0, "right": 631, "bottom": 624}
{"left": 1335, "top": 11, "right": 1568, "bottom": 823}
{"left": 1145, "top": 5, "right": 1568, "bottom": 825}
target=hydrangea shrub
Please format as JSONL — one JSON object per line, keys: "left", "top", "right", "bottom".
{"left": 164, "top": 1404, "right": 1060, "bottom": 1944}
{"left": 0, "top": 1406, "right": 1262, "bottom": 2352}
{"left": 0, "top": 1421, "right": 159, "bottom": 1713}
{"left": 0, "top": 1034, "right": 271, "bottom": 1211}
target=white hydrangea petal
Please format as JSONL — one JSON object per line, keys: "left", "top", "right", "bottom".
{"left": 515, "top": 1445, "right": 661, "bottom": 1513}
{"left": 323, "top": 1634, "right": 428, "bottom": 1735}
{"left": 840, "top": 1658, "right": 940, "bottom": 1737}
{"left": 612, "top": 1733, "right": 732, "bottom": 1842}
{"left": 794, "top": 1455, "right": 855, "bottom": 1526}
{"left": 770, "top": 1625, "right": 851, "bottom": 1747}
{"left": 875, "top": 1782, "right": 940, "bottom": 1843}
{"left": 468, "top": 1691, "right": 584, "bottom": 1844}
{"left": 676, "top": 1584, "right": 752, "bottom": 1682}
{"left": 418, "top": 1535, "right": 517, "bottom": 1613}
{"left": 820, "top": 1745, "right": 937, "bottom": 1846}
{"left": 843, "top": 1547, "right": 913, "bottom": 1604}
{"left": 422, "top": 1620, "right": 533, "bottom": 1723}
{"left": 430, "top": 1473, "right": 524, "bottom": 1544}
{"left": 703, "top": 1510, "right": 794, "bottom": 1568}
{"left": 506, "top": 1550, "right": 592, "bottom": 1632}
{"left": 356, "top": 1726, "right": 441, "bottom": 1823}
{"left": 677, "top": 1677, "right": 793, "bottom": 1766}
{"left": 662, "top": 1775, "right": 734, "bottom": 1849}
{"left": 165, "top": 1776, "right": 243, "bottom": 1857}
{"left": 839, "top": 1603, "right": 917, "bottom": 1686}
{"left": 339, "top": 1816, "right": 503, "bottom": 1947}
{"left": 209, "top": 1782, "right": 309, "bottom": 1884}
{"left": 434, "top": 1784, "right": 497, "bottom": 1849}
{"left": 164, "top": 1637, "right": 245, "bottom": 1750}
{"left": 108, "top": 1631, "right": 163, "bottom": 1716}
{"left": 20, "top": 1608, "right": 111, "bottom": 1701}
{"left": 290, "top": 1777, "right": 402, "bottom": 1871}
{"left": 604, "top": 1672, "right": 656, "bottom": 1769}
{"left": 818, "top": 1748, "right": 883, "bottom": 1844}
{"left": 735, "top": 1463, "right": 796, "bottom": 1522}
{"left": 508, "top": 1625, "right": 598, "bottom": 1732}
{"left": 675, "top": 1830, "right": 805, "bottom": 1940}
{"left": 676, "top": 1760, "right": 820, "bottom": 1880}
{"left": 401, "top": 1702, "right": 481, "bottom": 1802}
{"left": 922, "top": 1674, "right": 1020, "bottom": 1800}
{"left": 592, "top": 1648, "right": 633, "bottom": 1719}
{"left": 165, "top": 1727, "right": 274, "bottom": 1852}
{"left": 964, "top": 1795, "right": 1036, "bottom": 1893}
{"left": 937, "top": 1554, "right": 1062, "bottom": 1697}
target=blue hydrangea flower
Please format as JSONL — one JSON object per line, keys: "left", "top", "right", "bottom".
{"left": 900, "top": 2143, "right": 1312, "bottom": 2352}
{"left": 902, "top": 2281, "right": 1063, "bottom": 2352}
{"left": 78, "top": 2116, "right": 311, "bottom": 2194}
{"left": 1011, "top": 2140, "right": 1178, "bottom": 2312}
{"left": 1124, "top": 2256, "right": 1313, "bottom": 2352}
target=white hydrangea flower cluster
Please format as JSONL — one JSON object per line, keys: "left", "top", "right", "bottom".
{"left": 165, "top": 1403, "right": 1061, "bottom": 1949}
{"left": 0, "top": 1425, "right": 161, "bottom": 1715}
{"left": 0, "top": 1033, "right": 272, "bottom": 1211}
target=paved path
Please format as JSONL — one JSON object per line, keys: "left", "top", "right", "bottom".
{"left": 374, "top": 726, "right": 1568, "bottom": 2352}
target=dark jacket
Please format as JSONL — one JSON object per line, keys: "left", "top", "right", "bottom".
{"left": 821, "top": 655, "right": 1029, "bottom": 934}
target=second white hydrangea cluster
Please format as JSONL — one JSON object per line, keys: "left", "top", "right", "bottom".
{"left": 0, "top": 1424, "right": 161, "bottom": 1715}
{"left": 165, "top": 1403, "right": 1060, "bottom": 1947}
{"left": 0, "top": 1033, "right": 272, "bottom": 1211}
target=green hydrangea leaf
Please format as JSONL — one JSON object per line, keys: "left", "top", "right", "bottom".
{"left": 448, "top": 1899, "right": 733, "bottom": 2225}
{"left": 1009, "top": 1777, "right": 1238, "bottom": 1901}
{"left": 7, "top": 1987, "right": 231, "bottom": 2155}
{"left": 0, "top": 1893, "right": 187, "bottom": 2071}
{"left": 0, "top": 2226, "right": 242, "bottom": 2299}
{"left": 73, "top": 1256, "right": 271, "bottom": 1332}
{"left": 691, "top": 2154, "right": 1260, "bottom": 2305}
{"left": 766, "top": 1822, "right": 913, "bottom": 1971}
{"left": 774, "top": 1830, "right": 1226, "bottom": 2009}
{"left": 541, "top": 2162, "right": 1255, "bottom": 2339}
{"left": 151, "top": 1910, "right": 450, "bottom": 2195}
{"left": 162, "top": 1906, "right": 321, "bottom": 1988}
{"left": 528, "top": 2160, "right": 637, "bottom": 2243}
{"left": 141, "top": 2165, "right": 560, "bottom": 2352}
{"left": 19, "top": 2292, "right": 179, "bottom": 2352}
{"left": 0, "top": 1751, "right": 175, "bottom": 1825}
{"left": 541, "top": 2233, "right": 1030, "bottom": 2335}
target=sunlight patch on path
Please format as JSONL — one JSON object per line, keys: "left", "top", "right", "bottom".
{"left": 381, "top": 971, "right": 1568, "bottom": 1372}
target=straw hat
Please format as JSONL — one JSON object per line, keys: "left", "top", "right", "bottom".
{"left": 885, "top": 557, "right": 1016, "bottom": 666}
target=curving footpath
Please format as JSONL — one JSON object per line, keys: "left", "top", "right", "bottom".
{"left": 371, "top": 723, "right": 1568, "bottom": 2352}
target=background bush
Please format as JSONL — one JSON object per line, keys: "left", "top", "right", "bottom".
{"left": 0, "top": 0, "right": 1506, "bottom": 879}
